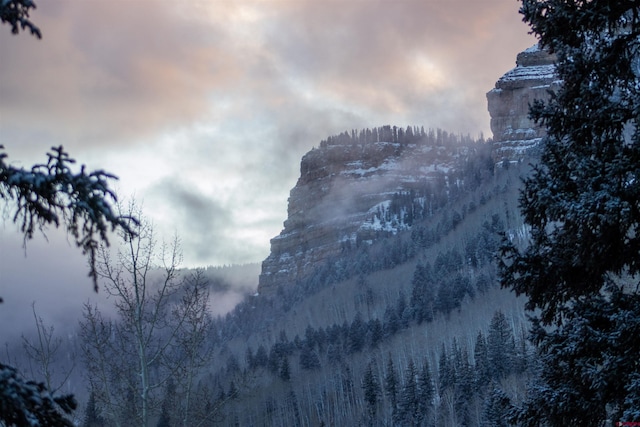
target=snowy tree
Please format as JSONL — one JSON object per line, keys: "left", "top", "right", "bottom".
{"left": 82, "top": 390, "right": 106, "bottom": 427}
{"left": 0, "top": 362, "right": 76, "bottom": 426}
{"left": 398, "top": 359, "right": 419, "bottom": 426}
{"left": 383, "top": 304, "right": 400, "bottom": 337}
{"left": 362, "top": 360, "right": 380, "bottom": 421}
{"left": 473, "top": 331, "right": 490, "bottom": 392}
{"left": 501, "top": 0, "right": 640, "bottom": 424}
{"left": 410, "top": 263, "right": 435, "bottom": 324}
{"left": 1, "top": 146, "right": 133, "bottom": 295}
{"left": 452, "top": 340, "right": 474, "bottom": 426}
{"left": 487, "top": 311, "right": 515, "bottom": 380}
{"left": 438, "top": 344, "right": 453, "bottom": 393}
{"left": 482, "top": 384, "right": 511, "bottom": 427}
{"left": 347, "top": 312, "right": 366, "bottom": 353}
{"left": 517, "top": 290, "right": 640, "bottom": 425}
{"left": 279, "top": 357, "right": 291, "bottom": 382}
{"left": 0, "top": 0, "right": 41, "bottom": 38}
{"left": 299, "top": 341, "right": 321, "bottom": 371}
{"left": 254, "top": 345, "right": 268, "bottom": 369}
{"left": 1, "top": 5, "right": 134, "bottom": 425}
{"left": 383, "top": 355, "right": 399, "bottom": 420}
{"left": 417, "top": 358, "right": 434, "bottom": 426}
{"left": 368, "top": 318, "right": 383, "bottom": 349}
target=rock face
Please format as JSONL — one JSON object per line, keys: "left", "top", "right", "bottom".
{"left": 257, "top": 131, "right": 483, "bottom": 295}
{"left": 487, "top": 44, "right": 559, "bottom": 163}
{"left": 258, "top": 46, "right": 558, "bottom": 295}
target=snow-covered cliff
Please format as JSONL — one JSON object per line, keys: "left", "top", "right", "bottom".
{"left": 257, "top": 129, "right": 488, "bottom": 295}
{"left": 487, "top": 44, "right": 559, "bottom": 163}
{"left": 258, "top": 46, "right": 557, "bottom": 295}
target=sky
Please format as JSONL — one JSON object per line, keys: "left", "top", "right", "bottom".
{"left": 0, "top": 0, "right": 536, "bottom": 332}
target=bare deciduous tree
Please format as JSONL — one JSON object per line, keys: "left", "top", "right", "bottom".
{"left": 80, "top": 202, "right": 214, "bottom": 426}
{"left": 21, "top": 303, "right": 75, "bottom": 394}
{"left": 172, "top": 268, "right": 214, "bottom": 426}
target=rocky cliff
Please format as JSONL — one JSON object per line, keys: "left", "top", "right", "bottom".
{"left": 257, "top": 129, "right": 487, "bottom": 295}
{"left": 258, "top": 46, "right": 557, "bottom": 295}
{"left": 487, "top": 44, "right": 559, "bottom": 163}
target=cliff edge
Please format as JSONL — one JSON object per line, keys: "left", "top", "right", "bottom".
{"left": 257, "top": 129, "right": 488, "bottom": 295}
{"left": 258, "top": 45, "right": 558, "bottom": 295}
{"left": 487, "top": 44, "right": 559, "bottom": 163}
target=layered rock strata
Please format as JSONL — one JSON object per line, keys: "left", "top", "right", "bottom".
{"left": 487, "top": 44, "right": 559, "bottom": 163}
{"left": 257, "top": 137, "right": 474, "bottom": 295}
{"left": 258, "top": 46, "right": 557, "bottom": 295}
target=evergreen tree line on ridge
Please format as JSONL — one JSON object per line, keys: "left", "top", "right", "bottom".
{"left": 320, "top": 126, "right": 483, "bottom": 148}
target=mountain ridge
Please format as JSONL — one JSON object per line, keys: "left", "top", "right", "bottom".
{"left": 258, "top": 44, "right": 556, "bottom": 296}
{"left": 258, "top": 130, "right": 492, "bottom": 295}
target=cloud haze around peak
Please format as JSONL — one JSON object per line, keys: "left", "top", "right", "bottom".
{"left": 1, "top": 0, "right": 535, "bottom": 274}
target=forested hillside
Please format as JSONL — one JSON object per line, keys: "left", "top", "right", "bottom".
{"left": 197, "top": 132, "right": 535, "bottom": 426}
{"left": 2, "top": 128, "right": 537, "bottom": 426}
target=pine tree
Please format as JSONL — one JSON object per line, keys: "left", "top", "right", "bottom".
{"left": 453, "top": 343, "right": 474, "bottom": 427}
{"left": 473, "top": 330, "right": 490, "bottom": 393}
{"left": 326, "top": 342, "right": 342, "bottom": 365}
{"left": 487, "top": 311, "right": 515, "bottom": 380}
{"left": 82, "top": 391, "right": 105, "bottom": 427}
{"left": 399, "top": 359, "right": 419, "bottom": 426}
{"left": 410, "top": 263, "right": 435, "bottom": 324}
{"left": 500, "top": 0, "right": 640, "bottom": 424}
{"left": 347, "top": 312, "right": 366, "bottom": 353}
{"left": 304, "top": 325, "right": 317, "bottom": 348}
{"left": 362, "top": 360, "right": 380, "bottom": 421}
{"left": 483, "top": 384, "right": 511, "bottom": 427}
{"left": 384, "top": 355, "right": 399, "bottom": 419}
{"left": 255, "top": 345, "right": 268, "bottom": 368}
{"left": 368, "top": 318, "right": 383, "bottom": 349}
{"left": 396, "top": 291, "right": 410, "bottom": 329}
{"left": 156, "top": 405, "right": 171, "bottom": 427}
{"left": 245, "top": 347, "right": 256, "bottom": 370}
{"left": 286, "top": 390, "right": 301, "bottom": 426}
{"left": 267, "top": 346, "right": 280, "bottom": 373}
{"left": 417, "top": 358, "right": 434, "bottom": 426}
{"left": 383, "top": 304, "right": 400, "bottom": 337}
{"left": 119, "top": 387, "right": 138, "bottom": 426}
{"left": 435, "top": 283, "right": 455, "bottom": 316}
{"left": 341, "top": 364, "right": 356, "bottom": 416}
{"left": 228, "top": 380, "right": 239, "bottom": 399}
{"left": 438, "top": 344, "right": 453, "bottom": 393}
{"left": 279, "top": 357, "right": 291, "bottom": 382}
{"left": 299, "top": 342, "right": 321, "bottom": 370}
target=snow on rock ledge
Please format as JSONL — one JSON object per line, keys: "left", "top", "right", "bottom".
{"left": 257, "top": 134, "right": 484, "bottom": 296}
{"left": 487, "top": 44, "right": 560, "bottom": 164}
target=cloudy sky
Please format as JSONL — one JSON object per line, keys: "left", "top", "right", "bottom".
{"left": 0, "top": 0, "right": 536, "bottom": 324}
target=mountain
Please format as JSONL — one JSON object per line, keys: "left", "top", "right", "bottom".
{"left": 259, "top": 44, "right": 554, "bottom": 297}
{"left": 258, "top": 128, "right": 492, "bottom": 295}
{"left": 3, "top": 45, "right": 559, "bottom": 426}
{"left": 199, "top": 44, "right": 555, "bottom": 426}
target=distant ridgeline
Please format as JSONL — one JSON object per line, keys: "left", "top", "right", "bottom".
{"left": 258, "top": 44, "right": 557, "bottom": 296}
